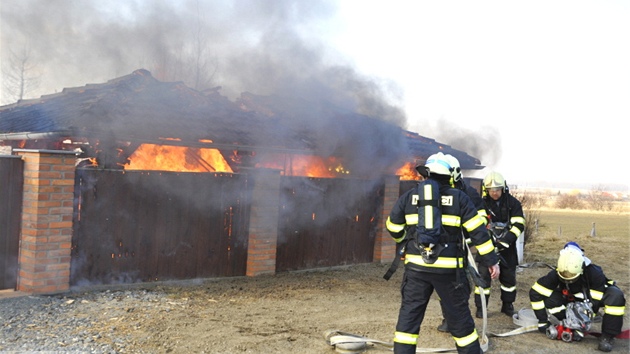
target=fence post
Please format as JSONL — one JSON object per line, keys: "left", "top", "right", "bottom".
{"left": 246, "top": 169, "right": 281, "bottom": 276}
{"left": 14, "top": 149, "right": 76, "bottom": 294}
{"left": 373, "top": 175, "right": 400, "bottom": 263}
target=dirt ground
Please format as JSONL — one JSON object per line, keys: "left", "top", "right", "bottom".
{"left": 31, "top": 260, "right": 625, "bottom": 354}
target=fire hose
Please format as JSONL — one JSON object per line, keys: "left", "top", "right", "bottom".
{"left": 324, "top": 309, "right": 539, "bottom": 353}
{"left": 325, "top": 257, "right": 628, "bottom": 352}
{"left": 325, "top": 241, "right": 540, "bottom": 354}
{"left": 324, "top": 329, "right": 457, "bottom": 353}
{"left": 326, "top": 242, "right": 553, "bottom": 352}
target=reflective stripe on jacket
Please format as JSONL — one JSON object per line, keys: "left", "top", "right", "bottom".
{"left": 386, "top": 181, "right": 497, "bottom": 274}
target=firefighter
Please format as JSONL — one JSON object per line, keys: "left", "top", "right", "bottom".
{"left": 474, "top": 171, "right": 525, "bottom": 318}
{"left": 529, "top": 242, "right": 625, "bottom": 352}
{"left": 386, "top": 152, "right": 499, "bottom": 354}
{"left": 436, "top": 154, "right": 488, "bottom": 333}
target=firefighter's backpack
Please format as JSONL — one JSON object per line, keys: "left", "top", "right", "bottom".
{"left": 383, "top": 178, "right": 444, "bottom": 280}
{"left": 415, "top": 178, "right": 443, "bottom": 262}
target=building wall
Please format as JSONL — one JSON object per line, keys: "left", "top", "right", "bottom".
{"left": 6, "top": 150, "right": 400, "bottom": 294}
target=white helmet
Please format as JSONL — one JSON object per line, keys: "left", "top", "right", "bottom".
{"left": 557, "top": 247, "right": 584, "bottom": 283}
{"left": 445, "top": 154, "right": 462, "bottom": 182}
{"left": 424, "top": 152, "right": 452, "bottom": 176}
{"left": 483, "top": 171, "right": 506, "bottom": 190}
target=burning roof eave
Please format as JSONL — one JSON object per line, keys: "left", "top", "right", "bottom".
{"left": 0, "top": 130, "right": 73, "bottom": 141}
{"left": 0, "top": 69, "right": 486, "bottom": 172}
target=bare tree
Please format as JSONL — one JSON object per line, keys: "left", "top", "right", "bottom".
{"left": 188, "top": 0, "right": 218, "bottom": 91}
{"left": 150, "top": 0, "right": 218, "bottom": 91}
{"left": 555, "top": 193, "right": 584, "bottom": 210}
{"left": 586, "top": 185, "right": 613, "bottom": 211}
{"left": 1, "top": 44, "right": 41, "bottom": 104}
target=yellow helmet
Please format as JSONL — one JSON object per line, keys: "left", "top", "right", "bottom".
{"left": 557, "top": 247, "right": 584, "bottom": 283}
{"left": 483, "top": 171, "right": 505, "bottom": 190}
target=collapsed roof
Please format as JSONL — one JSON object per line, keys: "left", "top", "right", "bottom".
{"left": 0, "top": 69, "right": 482, "bottom": 176}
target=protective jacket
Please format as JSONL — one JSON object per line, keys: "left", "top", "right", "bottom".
{"left": 476, "top": 190, "right": 525, "bottom": 306}
{"left": 483, "top": 192, "right": 525, "bottom": 247}
{"left": 455, "top": 179, "right": 487, "bottom": 237}
{"left": 386, "top": 181, "right": 497, "bottom": 274}
{"left": 456, "top": 179, "right": 486, "bottom": 217}
{"left": 530, "top": 263, "right": 626, "bottom": 336}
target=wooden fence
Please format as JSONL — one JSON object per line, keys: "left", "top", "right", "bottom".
{"left": 0, "top": 156, "right": 23, "bottom": 290}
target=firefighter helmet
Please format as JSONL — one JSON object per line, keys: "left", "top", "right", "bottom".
{"left": 445, "top": 154, "right": 462, "bottom": 182}
{"left": 557, "top": 246, "right": 584, "bottom": 283}
{"left": 483, "top": 171, "right": 506, "bottom": 190}
{"left": 424, "top": 152, "right": 452, "bottom": 176}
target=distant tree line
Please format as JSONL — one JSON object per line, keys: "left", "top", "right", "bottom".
{"left": 554, "top": 186, "right": 616, "bottom": 211}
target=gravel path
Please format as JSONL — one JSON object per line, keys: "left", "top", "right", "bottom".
{"left": 0, "top": 289, "right": 163, "bottom": 353}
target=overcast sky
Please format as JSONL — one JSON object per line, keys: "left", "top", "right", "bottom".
{"left": 329, "top": 1, "right": 630, "bottom": 190}
{"left": 1, "top": 0, "right": 628, "bottom": 190}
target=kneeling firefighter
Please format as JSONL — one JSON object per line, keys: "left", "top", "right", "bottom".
{"left": 530, "top": 242, "right": 626, "bottom": 352}
{"left": 386, "top": 152, "right": 500, "bottom": 354}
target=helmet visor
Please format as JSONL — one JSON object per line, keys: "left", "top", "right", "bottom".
{"left": 558, "top": 270, "right": 580, "bottom": 284}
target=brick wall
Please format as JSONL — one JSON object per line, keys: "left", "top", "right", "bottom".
{"left": 246, "top": 169, "right": 282, "bottom": 276}
{"left": 14, "top": 149, "right": 76, "bottom": 294}
{"left": 373, "top": 175, "right": 399, "bottom": 263}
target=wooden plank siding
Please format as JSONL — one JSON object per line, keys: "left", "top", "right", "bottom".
{"left": 70, "top": 169, "right": 390, "bottom": 285}
{"left": 0, "top": 156, "right": 23, "bottom": 290}
{"left": 275, "top": 177, "right": 384, "bottom": 272}
{"left": 70, "top": 169, "right": 251, "bottom": 285}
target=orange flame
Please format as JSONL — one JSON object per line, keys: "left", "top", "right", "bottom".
{"left": 396, "top": 162, "right": 421, "bottom": 181}
{"left": 255, "top": 154, "right": 349, "bottom": 177}
{"left": 125, "top": 144, "right": 233, "bottom": 173}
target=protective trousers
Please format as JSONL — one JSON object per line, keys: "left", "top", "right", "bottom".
{"left": 544, "top": 285, "right": 625, "bottom": 336}
{"left": 475, "top": 246, "right": 517, "bottom": 307}
{"left": 393, "top": 270, "right": 482, "bottom": 354}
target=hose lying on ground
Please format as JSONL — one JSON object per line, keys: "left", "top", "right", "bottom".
{"left": 324, "top": 329, "right": 457, "bottom": 353}
{"left": 324, "top": 309, "right": 539, "bottom": 353}
{"left": 324, "top": 264, "right": 554, "bottom": 353}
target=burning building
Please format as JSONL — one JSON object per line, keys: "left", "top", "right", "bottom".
{"left": 0, "top": 69, "right": 483, "bottom": 293}
{"left": 0, "top": 69, "right": 481, "bottom": 177}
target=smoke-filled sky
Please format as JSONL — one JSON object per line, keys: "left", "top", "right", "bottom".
{"left": 1, "top": 0, "right": 628, "bottom": 190}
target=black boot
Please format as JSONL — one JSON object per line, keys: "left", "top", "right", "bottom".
{"left": 598, "top": 334, "right": 614, "bottom": 352}
{"left": 501, "top": 302, "right": 514, "bottom": 316}
{"left": 437, "top": 318, "right": 449, "bottom": 332}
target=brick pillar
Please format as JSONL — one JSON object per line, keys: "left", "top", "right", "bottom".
{"left": 373, "top": 175, "right": 401, "bottom": 263}
{"left": 246, "top": 169, "right": 281, "bottom": 276}
{"left": 14, "top": 149, "right": 76, "bottom": 294}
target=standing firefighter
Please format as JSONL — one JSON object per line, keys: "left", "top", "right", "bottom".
{"left": 475, "top": 171, "right": 525, "bottom": 318}
{"left": 386, "top": 152, "right": 500, "bottom": 354}
{"left": 436, "top": 154, "right": 488, "bottom": 333}
{"left": 529, "top": 242, "right": 625, "bottom": 352}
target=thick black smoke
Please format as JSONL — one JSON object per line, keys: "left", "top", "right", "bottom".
{"left": 0, "top": 0, "right": 406, "bottom": 127}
